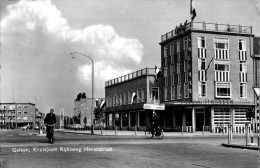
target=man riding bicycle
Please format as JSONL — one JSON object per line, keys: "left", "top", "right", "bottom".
{"left": 151, "top": 111, "right": 159, "bottom": 137}
{"left": 44, "top": 109, "right": 56, "bottom": 142}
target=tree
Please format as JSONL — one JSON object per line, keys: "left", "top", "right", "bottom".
{"left": 94, "top": 107, "right": 105, "bottom": 125}
{"left": 82, "top": 92, "right": 86, "bottom": 98}
{"left": 72, "top": 115, "right": 77, "bottom": 124}
{"left": 75, "top": 93, "right": 82, "bottom": 101}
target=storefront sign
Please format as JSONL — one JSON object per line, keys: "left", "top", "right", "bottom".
{"left": 143, "top": 104, "right": 165, "bottom": 110}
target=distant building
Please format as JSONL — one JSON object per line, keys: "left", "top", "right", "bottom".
{"left": 0, "top": 103, "right": 36, "bottom": 129}
{"left": 104, "top": 67, "right": 161, "bottom": 130}
{"left": 74, "top": 98, "right": 102, "bottom": 126}
{"left": 160, "top": 21, "right": 255, "bottom": 133}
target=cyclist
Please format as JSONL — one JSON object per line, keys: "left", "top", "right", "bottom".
{"left": 151, "top": 111, "right": 159, "bottom": 137}
{"left": 44, "top": 109, "right": 56, "bottom": 141}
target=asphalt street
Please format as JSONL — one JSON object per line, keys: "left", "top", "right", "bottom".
{"left": 0, "top": 129, "right": 259, "bottom": 168}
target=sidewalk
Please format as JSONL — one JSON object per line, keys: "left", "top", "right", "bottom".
{"left": 55, "top": 129, "right": 260, "bottom": 150}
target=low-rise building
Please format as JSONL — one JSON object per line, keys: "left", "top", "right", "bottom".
{"left": 104, "top": 67, "right": 161, "bottom": 130}
{"left": 0, "top": 103, "right": 36, "bottom": 129}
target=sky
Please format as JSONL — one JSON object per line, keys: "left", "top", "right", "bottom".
{"left": 0, "top": 0, "right": 260, "bottom": 116}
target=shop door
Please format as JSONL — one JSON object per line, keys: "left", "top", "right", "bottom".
{"left": 196, "top": 109, "right": 205, "bottom": 131}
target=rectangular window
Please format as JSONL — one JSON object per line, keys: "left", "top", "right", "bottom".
{"left": 23, "top": 111, "right": 28, "bottom": 114}
{"left": 198, "top": 81, "right": 207, "bottom": 97}
{"left": 152, "top": 88, "right": 159, "bottom": 100}
{"left": 171, "top": 55, "right": 174, "bottom": 65}
{"left": 215, "top": 60, "right": 229, "bottom": 71}
{"left": 119, "top": 94, "right": 122, "bottom": 106}
{"left": 141, "top": 88, "right": 145, "bottom": 102}
{"left": 184, "top": 37, "right": 188, "bottom": 50}
{"left": 128, "top": 92, "right": 132, "bottom": 104}
{"left": 164, "top": 57, "right": 168, "bottom": 66}
{"left": 240, "top": 83, "right": 247, "bottom": 98}
{"left": 178, "top": 74, "right": 182, "bottom": 84}
{"left": 216, "top": 82, "right": 231, "bottom": 98}
{"left": 113, "top": 95, "right": 116, "bottom": 107}
{"left": 198, "top": 59, "right": 206, "bottom": 70}
{"left": 165, "top": 77, "right": 169, "bottom": 87}
{"left": 184, "top": 83, "right": 189, "bottom": 98}
{"left": 214, "top": 38, "right": 229, "bottom": 49}
{"left": 164, "top": 87, "right": 168, "bottom": 101}
{"left": 240, "top": 61, "right": 247, "bottom": 72}
{"left": 124, "top": 93, "right": 127, "bottom": 105}
{"left": 177, "top": 41, "right": 181, "bottom": 53}
{"left": 239, "top": 39, "right": 246, "bottom": 51}
{"left": 17, "top": 111, "right": 22, "bottom": 114}
{"left": 115, "top": 113, "right": 120, "bottom": 126}
{"left": 171, "top": 75, "right": 175, "bottom": 85}
{"left": 108, "top": 113, "right": 112, "bottom": 127}
{"left": 198, "top": 36, "right": 205, "bottom": 48}
{"left": 23, "top": 117, "right": 28, "bottom": 120}
{"left": 137, "top": 90, "right": 141, "bottom": 103}
{"left": 177, "top": 84, "right": 182, "bottom": 99}
{"left": 177, "top": 63, "right": 181, "bottom": 73}
{"left": 171, "top": 85, "right": 175, "bottom": 100}
{"left": 164, "top": 46, "right": 168, "bottom": 57}
{"left": 23, "top": 105, "right": 28, "bottom": 108}
{"left": 164, "top": 67, "right": 168, "bottom": 77}
{"left": 116, "top": 95, "right": 119, "bottom": 106}
{"left": 170, "top": 43, "right": 174, "bottom": 55}
{"left": 122, "top": 113, "right": 128, "bottom": 127}
{"left": 170, "top": 65, "right": 175, "bottom": 75}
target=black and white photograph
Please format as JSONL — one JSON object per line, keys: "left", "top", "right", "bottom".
{"left": 0, "top": 0, "right": 260, "bottom": 167}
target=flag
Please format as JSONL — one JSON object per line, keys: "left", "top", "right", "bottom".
{"left": 131, "top": 92, "right": 137, "bottom": 105}
{"left": 100, "top": 100, "right": 106, "bottom": 111}
{"left": 190, "top": 0, "right": 196, "bottom": 21}
{"left": 155, "top": 66, "right": 163, "bottom": 80}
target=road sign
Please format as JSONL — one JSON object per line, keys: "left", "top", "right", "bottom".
{"left": 143, "top": 104, "right": 165, "bottom": 110}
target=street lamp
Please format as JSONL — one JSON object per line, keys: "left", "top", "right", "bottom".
{"left": 71, "top": 52, "right": 95, "bottom": 134}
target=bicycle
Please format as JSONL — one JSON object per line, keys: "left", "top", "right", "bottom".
{"left": 45, "top": 124, "right": 55, "bottom": 144}
{"left": 145, "top": 126, "right": 164, "bottom": 139}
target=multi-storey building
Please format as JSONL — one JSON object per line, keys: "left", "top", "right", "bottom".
{"left": 160, "top": 21, "right": 255, "bottom": 133}
{"left": 104, "top": 67, "right": 161, "bottom": 130}
{"left": 0, "top": 103, "right": 36, "bottom": 129}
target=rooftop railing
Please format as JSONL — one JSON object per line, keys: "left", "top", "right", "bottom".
{"left": 105, "top": 67, "right": 156, "bottom": 87}
{"left": 161, "top": 21, "right": 252, "bottom": 42}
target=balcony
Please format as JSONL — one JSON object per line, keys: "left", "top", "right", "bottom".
{"left": 161, "top": 22, "right": 252, "bottom": 42}
{"left": 105, "top": 67, "right": 156, "bottom": 87}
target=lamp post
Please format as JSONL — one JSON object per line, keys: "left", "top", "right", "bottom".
{"left": 71, "top": 52, "right": 94, "bottom": 134}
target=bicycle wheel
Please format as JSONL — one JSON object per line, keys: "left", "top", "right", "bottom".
{"left": 145, "top": 128, "right": 153, "bottom": 139}
{"left": 157, "top": 129, "right": 164, "bottom": 139}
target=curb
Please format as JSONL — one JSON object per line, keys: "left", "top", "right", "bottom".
{"left": 222, "top": 143, "right": 258, "bottom": 150}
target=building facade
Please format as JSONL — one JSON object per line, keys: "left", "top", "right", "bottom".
{"left": 0, "top": 103, "right": 36, "bottom": 129}
{"left": 160, "top": 21, "right": 255, "bottom": 133}
{"left": 74, "top": 98, "right": 102, "bottom": 127}
{"left": 104, "top": 67, "right": 162, "bottom": 130}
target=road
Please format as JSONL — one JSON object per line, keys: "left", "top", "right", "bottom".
{"left": 0, "top": 129, "right": 258, "bottom": 168}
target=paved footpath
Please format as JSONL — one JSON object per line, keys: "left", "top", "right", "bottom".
{"left": 55, "top": 129, "right": 260, "bottom": 150}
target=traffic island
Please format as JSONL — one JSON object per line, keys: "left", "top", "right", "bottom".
{"left": 222, "top": 143, "right": 258, "bottom": 150}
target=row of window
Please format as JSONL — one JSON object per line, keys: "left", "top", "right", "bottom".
{"left": 0, "top": 116, "right": 32, "bottom": 120}
{"left": 0, "top": 111, "right": 33, "bottom": 115}
{"left": 0, "top": 105, "right": 34, "bottom": 110}
{"left": 106, "top": 89, "right": 145, "bottom": 107}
